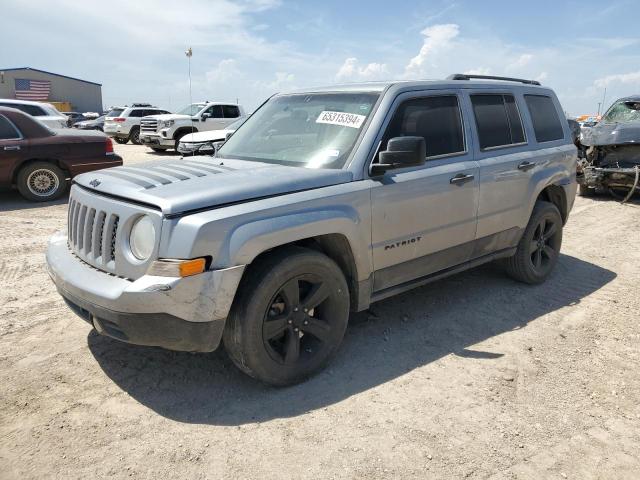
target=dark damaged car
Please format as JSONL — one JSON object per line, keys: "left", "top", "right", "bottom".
{"left": 577, "top": 95, "right": 640, "bottom": 199}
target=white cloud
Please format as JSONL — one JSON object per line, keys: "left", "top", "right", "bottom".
{"left": 206, "top": 59, "right": 242, "bottom": 83}
{"left": 404, "top": 24, "right": 460, "bottom": 76}
{"left": 594, "top": 71, "right": 640, "bottom": 88}
{"left": 507, "top": 54, "right": 533, "bottom": 70}
{"left": 336, "top": 58, "right": 389, "bottom": 81}
{"left": 464, "top": 67, "right": 491, "bottom": 75}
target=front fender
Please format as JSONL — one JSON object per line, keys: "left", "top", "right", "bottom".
{"left": 224, "top": 206, "right": 370, "bottom": 281}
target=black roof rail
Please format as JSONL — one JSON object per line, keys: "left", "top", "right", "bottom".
{"left": 447, "top": 73, "right": 541, "bottom": 86}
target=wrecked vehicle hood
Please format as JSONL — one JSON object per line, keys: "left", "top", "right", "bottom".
{"left": 73, "top": 157, "right": 353, "bottom": 216}
{"left": 581, "top": 122, "right": 640, "bottom": 147}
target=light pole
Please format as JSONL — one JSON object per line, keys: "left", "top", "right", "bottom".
{"left": 186, "top": 47, "right": 194, "bottom": 135}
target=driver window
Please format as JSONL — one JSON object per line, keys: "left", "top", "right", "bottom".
{"left": 380, "top": 95, "right": 465, "bottom": 160}
{"left": 204, "top": 105, "right": 223, "bottom": 118}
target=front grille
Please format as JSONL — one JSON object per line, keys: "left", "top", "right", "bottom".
{"left": 67, "top": 198, "right": 121, "bottom": 269}
{"left": 141, "top": 119, "right": 158, "bottom": 133}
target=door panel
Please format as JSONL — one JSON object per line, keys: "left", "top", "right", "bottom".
{"left": 465, "top": 91, "right": 537, "bottom": 240}
{"left": 369, "top": 90, "right": 479, "bottom": 292}
{"left": 371, "top": 160, "right": 479, "bottom": 291}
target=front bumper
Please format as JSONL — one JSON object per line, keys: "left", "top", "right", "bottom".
{"left": 46, "top": 232, "right": 246, "bottom": 352}
{"left": 140, "top": 133, "right": 174, "bottom": 148}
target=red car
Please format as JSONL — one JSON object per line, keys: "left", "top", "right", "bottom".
{"left": 0, "top": 106, "right": 122, "bottom": 202}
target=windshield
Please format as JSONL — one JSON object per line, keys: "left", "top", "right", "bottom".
{"left": 217, "top": 92, "right": 379, "bottom": 168}
{"left": 177, "top": 103, "right": 206, "bottom": 116}
{"left": 227, "top": 117, "right": 246, "bottom": 130}
{"left": 602, "top": 101, "right": 640, "bottom": 123}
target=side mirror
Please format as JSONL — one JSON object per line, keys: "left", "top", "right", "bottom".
{"left": 225, "top": 131, "right": 234, "bottom": 141}
{"left": 201, "top": 113, "right": 212, "bottom": 120}
{"left": 370, "top": 136, "right": 426, "bottom": 176}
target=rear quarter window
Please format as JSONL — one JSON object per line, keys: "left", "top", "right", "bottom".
{"left": 0, "top": 115, "right": 21, "bottom": 139}
{"left": 524, "top": 95, "right": 564, "bottom": 142}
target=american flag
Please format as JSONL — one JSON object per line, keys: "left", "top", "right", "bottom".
{"left": 14, "top": 79, "right": 51, "bottom": 101}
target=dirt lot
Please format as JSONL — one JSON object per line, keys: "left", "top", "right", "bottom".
{"left": 1, "top": 144, "right": 639, "bottom": 479}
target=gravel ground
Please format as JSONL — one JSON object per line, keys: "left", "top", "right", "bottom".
{"left": 1, "top": 144, "right": 639, "bottom": 479}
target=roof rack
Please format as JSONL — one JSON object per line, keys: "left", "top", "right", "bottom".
{"left": 447, "top": 73, "right": 541, "bottom": 86}
{"left": 131, "top": 103, "right": 154, "bottom": 107}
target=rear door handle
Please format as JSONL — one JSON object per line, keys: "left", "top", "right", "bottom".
{"left": 4, "top": 145, "right": 20, "bottom": 151}
{"left": 450, "top": 173, "right": 475, "bottom": 185}
{"left": 517, "top": 161, "right": 536, "bottom": 171}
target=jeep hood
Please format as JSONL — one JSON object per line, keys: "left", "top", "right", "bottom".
{"left": 581, "top": 122, "right": 640, "bottom": 147}
{"left": 73, "top": 158, "right": 353, "bottom": 216}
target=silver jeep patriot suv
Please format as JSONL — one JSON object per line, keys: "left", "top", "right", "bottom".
{"left": 47, "top": 74, "right": 577, "bottom": 386}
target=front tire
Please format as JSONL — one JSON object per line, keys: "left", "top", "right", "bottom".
{"left": 223, "top": 247, "right": 350, "bottom": 386}
{"left": 16, "top": 162, "right": 68, "bottom": 202}
{"left": 503, "top": 201, "right": 563, "bottom": 284}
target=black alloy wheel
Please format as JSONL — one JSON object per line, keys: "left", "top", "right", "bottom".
{"left": 262, "top": 274, "right": 334, "bottom": 366}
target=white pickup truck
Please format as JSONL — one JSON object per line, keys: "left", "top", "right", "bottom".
{"left": 139, "top": 102, "right": 246, "bottom": 152}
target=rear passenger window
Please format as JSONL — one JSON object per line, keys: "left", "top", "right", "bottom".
{"left": 471, "top": 94, "right": 526, "bottom": 150}
{"left": 0, "top": 115, "right": 20, "bottom": 139}
{"left": 383, "top": 95, "right": 465, "bottom": 158}
{"left": 524, "top": 95, "right": 564, "bottom": 142}
{"left": 223, "top": 105, "right": 240, "bottom": 118}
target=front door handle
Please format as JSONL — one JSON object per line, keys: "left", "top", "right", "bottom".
{"left": 517, "top": 161, "right": 536, "bottom": 171}
{"left": 450, "top": 173, "right": 475, "bottom": 185}
{"left": 4, "top": 145, "right": 20, "bottom": 151}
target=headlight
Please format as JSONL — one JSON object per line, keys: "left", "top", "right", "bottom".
{"left": 198, "top": 143, "right": 215, "bottom": 152}
{"left": 162, "top": 120, "right": 175, "bottom": 128}
{"left": 129, "top": 215, "right": 156, "bottom": 260}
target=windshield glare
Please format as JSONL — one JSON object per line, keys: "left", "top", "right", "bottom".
{"left": 603, "top": 101, "right": 640, "bottom": 123}
{"left": 177, "top": 104, "right": 206, "bottom": 116}
{"left": 216, "top": 92, "right": 379, "bottom": 168}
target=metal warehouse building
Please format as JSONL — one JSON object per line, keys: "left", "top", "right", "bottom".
{"left": 0, "top": 67, "right": 102, "bottom": 113}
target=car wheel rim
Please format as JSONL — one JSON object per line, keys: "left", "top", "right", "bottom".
{"left": 262, "top": 274, "right": 333, "bottom": 366}
{"left": 27, "top": 169, "right": 59, "bottom": 197}
{"left": 529, "top": 217, "right": 559, "bottom": 273}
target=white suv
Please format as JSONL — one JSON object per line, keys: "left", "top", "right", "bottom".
{"left": 0, "top": 99, "right": 68, "bottom": 129}
{"left": 140, "top": 102, "right": 245, "bottom": 151}
{"left": 104, "top": 104, "right": 171, "bottom": 145}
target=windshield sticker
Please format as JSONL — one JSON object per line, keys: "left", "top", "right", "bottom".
{"left": 316, "top": 111, "right": 366, "bottom": 129}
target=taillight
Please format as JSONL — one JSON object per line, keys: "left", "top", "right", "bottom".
{"left": 113, "top": 117, "right": 126, "bottom": 123}
{"left": 105, "top": 138, "right": 114, "bottom": 154}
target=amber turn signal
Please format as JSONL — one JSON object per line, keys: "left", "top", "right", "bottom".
{"left": 148, "top": 258, "right": 207, "bottom": 277}
{"left": 179, "top": 258, "right": 206, "bottom": 277}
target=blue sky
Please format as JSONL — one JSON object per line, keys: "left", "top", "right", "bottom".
{"left": 2, "top": 0, "right": 639, "bottom": 115}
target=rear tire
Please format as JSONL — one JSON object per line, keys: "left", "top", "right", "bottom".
{"left": 151, "top": 147, "right": 167, "bottom": 153}
{"left": 223, "top": 246, "right": 350, "bottom": 386}
{"left": 503, "top": 201, "right": 563, "bottom": 285}
{"left": 129, "top": 127, "right": 141, "bottom": 145}
{"left": 113, "top": 137, "right": 128, "bottom": 145}
{"left": 16, "top": 162, "right": 68, "bottom": 202}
